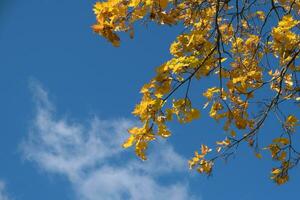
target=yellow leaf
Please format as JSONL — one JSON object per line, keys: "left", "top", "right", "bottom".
{"left": 255, "top": 153, "right": 262, "bottom": 159}
{"left": 230, "top": 130, "right": 236, "bottom": 137}
{"left": 203, "top": 87, "right": 220, "bottom": 100}
{"left": 122, "top": 135, "right": 135, "bottom": 148}
{"left": 272, "top": 138, "right": 289, "bottom": 145}
{"left": 235, "top": 118, "right": 247, "bottom": 129}
{"left": 286, "top": 115, "right": 298, "bottom": 126}
{"left": 128, "top": 126, "right": 142, "bottom": 135}
{"left": 157, "top": 124, "right": 171, "bottom": 138}
{"left": 256, "top": 11, "right": 265, "bottom": 21}
{"left": 278, "top": 151, "right": 287, "bottom": 161}
{"left": 190, "top": 108, "right": 200, "bottom": 119}
{"left": 272, "top": 168, "right": 282, "bottom": 175}
{"left": 221, "top": 57, "right": 227, "bottom": 62}
{"left": 201, "top": 145, "right": 212, "bottom": 155}
{"left": 159, "top": 0, "right": 168, "bottom": 9}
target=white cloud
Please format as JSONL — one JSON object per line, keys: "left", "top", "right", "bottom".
{"left": 78, "top": 167, "right": 191, "bottom": 200}
{"left": 0, "top": 181, "right": 11, "bottom": 200}
{"left": 21, "top": 82, "right": 198, "bottom": 200}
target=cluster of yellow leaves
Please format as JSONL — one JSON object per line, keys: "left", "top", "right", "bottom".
{"left": 286, "top": 115, "right": 299, "bottom": 128}
{"left": 172, "top": 99, "right": 200, "bottom": 123}
{"left": 93, "top": 0, "right": 300, "bottom": 184}
{"left": 272, "top": 15, "right": 300, "bottom": 65}
{"left": 189, "top": 145, "right": 213, "bottom": 174}
{"left": 123, "top": 123, "right": 155, "bottom": 160}
{"left": 93, "top": 0, "right": 219, "bottom": 46}
{"left": 117, "top": 2, "right": 218, "bottom": 160}
{"left": 267, "top": 138, "right": 290, "bottom": 185}
{"left": 199, "top": 33, "right": 265, "bottom": 135}
{"left": 275, "top": 0, "right": 300, "bottom": 14}
{"left": 265, "top": 115, "right": 299, "bottom": 184}
{"left": 271, "top": 162, "right": 290, "bottom": 185}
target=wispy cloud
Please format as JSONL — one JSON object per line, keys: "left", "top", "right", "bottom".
{"left": 21, "top": 82, "right": 198, "bottom": 200}
{"left": 0, "top": 181, "right": 11, "bottom": 200}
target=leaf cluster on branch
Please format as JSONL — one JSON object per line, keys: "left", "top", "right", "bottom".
{"left": 92, "top": 0, "right": 300, "bottom": 184}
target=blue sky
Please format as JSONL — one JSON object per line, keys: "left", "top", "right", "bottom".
{"left": 0, "top": 0, "right": 299, "bottom": 200}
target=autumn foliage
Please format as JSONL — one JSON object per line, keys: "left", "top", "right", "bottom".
{"left": 92, "top": 0, "right": 300, "bottom": 184}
